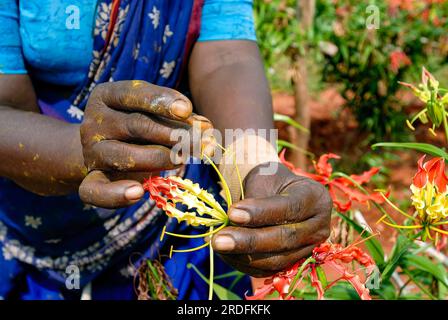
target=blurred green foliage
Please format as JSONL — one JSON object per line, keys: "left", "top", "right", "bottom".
{"left": 254, "top": 0, "right": 448, "bottom": 142}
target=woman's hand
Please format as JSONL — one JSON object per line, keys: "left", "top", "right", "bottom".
{"left": 79, "top": 80, "right": 213, "bottom": 208}
{"left": 212, "top": 162, "right": 332, "bottom": 277}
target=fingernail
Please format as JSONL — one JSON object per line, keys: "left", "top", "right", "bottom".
{"left": 229, "top": 208, "right": 250, "bottom": 224}
{"left": 171, "top": 100, "right": 191, "bottom": 118}
{"left": 213, "top": 235, "right": 235, "bottom": 251}
{"left": 192, "top": 114, "right": 209, "bottom": 123}
{"left": 125, "top": 185, "right": 144, "bottom": 200}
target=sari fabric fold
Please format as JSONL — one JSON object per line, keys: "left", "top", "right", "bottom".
{"left": 0, "top": 0, "right": 250, "bottom": 300}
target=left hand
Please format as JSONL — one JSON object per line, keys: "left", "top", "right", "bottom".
{"left": 212, "top": 162, "right": 332, "bottom": 277}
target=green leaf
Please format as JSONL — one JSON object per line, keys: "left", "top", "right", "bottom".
{"left": 213, "top": 271, "right": 244, "bottom": 280}
{"left": 324, "top": 282, "right": 360, "bottom": 300}
{"left": 274, "top": 113, "right": 309, "bottom": 133}
{"left": 277, "top": 140, "right": 315, "bottom": 158}
{"left": 402, "top": 255, "right": 448, "bottom": 287}
{"left": 381, "top": 235, "right": 414, "bottom": 282}
{"left": 370, "top": 279, "right": 397, "bottom": 300}
{"left": 337, "top": 212, "right": 385, "bottom": 267}
{"left": 315, "top": 266, "right": 328, "bottom": 289}
{"left": 187, "top": 263, "right": 242, "bottom": 300}
{"left": 372, "top": 142, "right": 448, "bottom": 160}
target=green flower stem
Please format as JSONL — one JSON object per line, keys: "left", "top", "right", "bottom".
{"left": 285, "top": 257, "right": 316, "bottom": 299}
{"left": 402, "top": 268, "right": 437, "bottom": 300}
{"left": 209, "top": 226, "right": 215, "bottom": 300}
{"left": 443, "top": 109, "right": 448, "bottom": 143}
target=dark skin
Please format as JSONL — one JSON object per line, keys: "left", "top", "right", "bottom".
{"left": 0, "top": 40, "right": 332, "bottom": 276}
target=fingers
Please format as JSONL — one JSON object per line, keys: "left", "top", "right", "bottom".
{"left": 116, "top": 111, "right": 190, "bottom": 147}
{"left": 218, "top": 244, "right": 316, "bottom": 277}
{"left": 212, "top": 218, "right": 330, "bottom": 255}
{"left": 86, "top": 140, "right": 177, "bottom": 172}
{"left": 228, "top": 194, "right": 306, "bottom": 227}
{"left": 79, "top": 170, "right": 144, "bottom": 208}
{"left": 94, "top": 81, "right": 193, "bottom": 121}
{"left": 107, "top": 111, "right": 213, "bottom": 147}
{"left": 230, "top": 176, "right": 332, "bottom": 227}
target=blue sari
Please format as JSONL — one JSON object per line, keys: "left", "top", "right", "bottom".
{"left": 0, "top": 0, "right": 250, "bottom": 300}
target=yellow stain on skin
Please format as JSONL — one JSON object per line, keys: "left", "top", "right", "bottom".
{"left": 92, "top": 134, "right": 106, "bottom": 142}
{"left": 33, "top": 154, "right": 40, "bottom": 161}
{"left": 79, "top": 166, "right": 88, "bottom": 176}
{"left": 132, "top": 80, "right": 144, "bottom": 87}
{"left": 50, "top": 176, "right": 56, "bottom": 182}
{"left": 127, "top": 156, "right": 135, "bottom": 168}
{"left": 19, "top": 143, "right": 24, "bottom": 149}
{"left": 95, "top": 114, "right": 104, "bottom": 125}
{"left": 23, "top": 171, "right": 30, "bottom": 177}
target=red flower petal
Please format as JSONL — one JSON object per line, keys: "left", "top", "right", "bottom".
{"left": 425, "top": 157, "right": 448, "bottom": 193}
{"left": 315, "top": 153, "right": 340, "bottom": 177}
{"left": 349, "top": 167, "right": 380, "bottom": 185}
{"left": 412, "top": 155, "right": 427, "bottom": 188}
{"left": 325, "top": 261, "right": 372, "bottom": 300}
{"left": 328, "top": 184, "right": 352, "bottom": 212}
{"left": 310, "top": 267, "right": 325, "bottom": 300}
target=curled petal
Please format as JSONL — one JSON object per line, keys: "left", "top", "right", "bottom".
{"left": 331, "top": 180, "right": 387, "bottom": 207}
{"left": 349, "top": 167, "right": 380, "bottom": 185}
{"left": 245, "top": 281, "right": 276, "bottom": 300}
{"left": 413, "top": 155, "right": 427, "bottom": 188}
{"left": 328, "top": 184, "right": 352, "bottom": 212}
{"left": 326, "top": 261, "right": 372, "bottom": 300}
{"left": 426, "top": 157, "right": 448, "bottom": 193}
{"left": 314, "top": 153, "right": 340, "bottom": 177}
{"left": 279, "top": 150, "right": 327, "bottom": 182}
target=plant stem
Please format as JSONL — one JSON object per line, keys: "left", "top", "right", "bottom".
{"left": 402, "top": 269, "right": 437, "bottom": 300}
{"left": 443, "top": 110, "right": 448, "bottom": 144}
{"left": 285, "top": 257, "right": 315, "bottom": 299}
{"left": 209, "top": 226, "right": 214, "bottom": 300}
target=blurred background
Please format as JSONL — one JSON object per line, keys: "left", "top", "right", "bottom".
{"left": 256, "top": 0, "right": 448, "bottom": 181}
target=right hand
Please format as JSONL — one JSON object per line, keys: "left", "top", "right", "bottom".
{"left": 79, "top": 80, "right": 213, "bottom": 208}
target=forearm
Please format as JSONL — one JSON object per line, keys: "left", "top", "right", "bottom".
{"left": 0, "top": 106, "right": 86, "bottom": 195}
{"left": 189, "top": 40, "right": 274, "bottom": 141}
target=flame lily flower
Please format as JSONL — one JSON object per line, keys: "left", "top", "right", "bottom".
{"left": 399, "top": 67, "right": 448, "bottom": 136}
{"left": 280, "top": 151, "right": 386, "bottom": 212}
{"left": 143, "top": 176, "right": 228, "bottom": 227}
{"left": 246, "top": 241, "right": 375, "bottom": 300}
{"left": 381, "top": 156, "right": 448, "bottom": 246}
{"left": 142, "top": 175, "right": 230, "bottom": 258}
{"left": 142, "top": 150, "right": 237, "bottom": 301}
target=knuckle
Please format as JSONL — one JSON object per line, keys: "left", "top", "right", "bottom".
{"left": 98, "top": 143, "right": 128, "bottom": 171}
{"left": 246, "top": 232, "right": 257, "bottom": 253}
{"left": 279, "top": 226, "right": 296, "bottom": 251}
{"left": 287, "top": 195, "right": 303, "bottom": 220}
{"left": 150, "top": 147, "right": 170, "bottom": 167}
{"left": 91, "top": 82, "right": 109, "bottom": 100}
{"left": 127, "top": 113, "right": 155, "bottom": 138}
{"left": 79, "top": 123, "right": 90, "bottom": 144}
